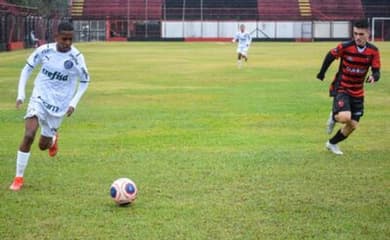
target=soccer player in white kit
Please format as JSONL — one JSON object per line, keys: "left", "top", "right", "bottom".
{"left": 232, "top": 24, "right": 252, "bottom": 68}
{"left": 10, "top": 22, "right": 90, "bottom": 191}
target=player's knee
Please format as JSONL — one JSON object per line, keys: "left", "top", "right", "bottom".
{"left": 335, "top": 113, "right": 351, "bottom": 123}
{"left": 345, "top": 121, "right": 358, "bottom": 134}
{"left": 38, "top": 141, "right": 50, "bottom": 150}
{"left": 350, "top": 121, "right": 359, "bottom": 131}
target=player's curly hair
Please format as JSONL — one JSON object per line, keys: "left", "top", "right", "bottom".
{"left": 58, "top": 22, "right": 74, "bottom": 33}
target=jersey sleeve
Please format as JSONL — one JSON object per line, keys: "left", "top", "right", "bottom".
{"left": 69, "top": 53, "right": 90, "bottom": 109}
{"left": 26, "top": 46, "right": 44, "bottom": 68}
{"left": 247, "top": 33, "right": 252, "bottom": 45}
{"left": 17, "top": 47, "right": 44, "bottom": 101}
{"left": 330, "top": 43, "right": 343, "bottom": 59}
{"left": 372, "top": 49, "right": 381, "bottom": 69}
{"left": 77, "top": 53, "right": 90, "bottom": 83}
{"left": 233, "top": 32, "right": 238, "bottom": 41}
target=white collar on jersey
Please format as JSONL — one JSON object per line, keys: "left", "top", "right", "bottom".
{"left": 356, "top": 45, "right": 367, "bottom": 53}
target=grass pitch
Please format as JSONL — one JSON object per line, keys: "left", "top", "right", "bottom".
{"left": 0, "top": 41, "right": 389, "bottom": 239}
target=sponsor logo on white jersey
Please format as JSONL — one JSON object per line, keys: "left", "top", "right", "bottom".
{"left": 42, "top": 68, "right": 69, "bottom": 81}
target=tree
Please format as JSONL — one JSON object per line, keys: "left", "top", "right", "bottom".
{"left": 6, "top": 0, "right": 69, "bottom": 17}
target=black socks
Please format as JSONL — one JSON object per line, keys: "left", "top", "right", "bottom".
{"left": 329, "top": 129, "right": 347, "bottom": 144}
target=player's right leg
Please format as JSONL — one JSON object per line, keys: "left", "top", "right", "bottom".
{"left": 241, "top": 48, "right": 248, "bottom": 62}
{"left": 326, "top": 141, "right": 343, "bottom": 155}
{"left": 326, "top": 93, "right": 351, "bottom": 155}
{"left": 10, "top": 117, "right": 39, "bottom": 191}
{"left": 242, "top": 54, "right": 248, "bottom": 62}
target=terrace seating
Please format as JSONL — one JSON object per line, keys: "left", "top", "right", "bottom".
{"left": 72, "top": 0, "right": 372, "bottom": 22}
{"left": 361, "top": 0, "right": 390, "bottom": 17}
{"left": 257, "top": 0, "right": 301, "bottom": 20}
{"left": 73, "top": 0, "right": 162, "bottom": 20}
{"left": 311, "top": 0, "right": 364, "bottom": 20}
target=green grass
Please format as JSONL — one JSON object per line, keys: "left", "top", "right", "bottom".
{"left": 0, "top": 41, "right": 389, "bottom": 239}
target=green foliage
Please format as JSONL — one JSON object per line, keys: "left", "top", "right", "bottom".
{"left": 6, "top": 0, "right": 68, "bottom": 16}
{"left": 0, "top": 42, "right": 389, "bottom": 239}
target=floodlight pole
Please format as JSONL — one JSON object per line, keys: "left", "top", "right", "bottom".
{"left": 182, "top": 0, "right": 186, "bottom": 38}
{"left": 200, "top": 0, "right": 203, "bottom": 38}
{"left": 127, "top": 0, "right": 130, "bottom": 38}
{"left": 372, "top": 17, "right": 375, "bottom": 42}
{"left": 145, "top": 0, "right": 148, "bottom": 38}
{"left": 163, "top": 1, "right": 167, "bottom": 38}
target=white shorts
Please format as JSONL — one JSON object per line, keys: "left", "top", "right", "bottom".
{"left": 25, "top": 98, "right": 63, "bottom": 137}
{"left": 237, "top": 46, "right": 249, "bottom": 56}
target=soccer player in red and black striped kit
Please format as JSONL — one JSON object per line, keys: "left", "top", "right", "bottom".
{"left": 317, "top": 19, "right": 381, "bottom": 155}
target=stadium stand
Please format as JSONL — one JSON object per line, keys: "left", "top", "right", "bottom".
{"left": 1, "top": 0, "right": 389, "bottom": 50}
{"left": 311, "top": 0, "right": 364, "bottom": 20}
{"left": 164, "top": 0, "right": 365, "bottom": 21}
{"left": 258, "top": 0, "right": 301, "bottom": 20}
{"left": 71, "top": 0, "right": 163, "bottom": 40}
{"left": 298, "top": 0, "right": 312, "bottom": 17}
{"left": 72, "top": 0, "right": 162, "bottom": 20}
{"left": 362, "top": 0, "right": 390, "bottom": 17}
{"left": 258, "top": 0, "right": 364, "bottom": 21}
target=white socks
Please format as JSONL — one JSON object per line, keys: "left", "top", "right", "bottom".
{"left": 16, "top": 151, "right": 31, "bottom": 177}
{"left": 237, "top": 60, "right": 242, "bottom": 68}
{"left": 51, "top": 134, "right": 57, "bottom": 147}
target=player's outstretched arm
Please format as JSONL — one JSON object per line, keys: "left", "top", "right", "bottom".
{"left": 247, "top": 34, "right": 252, "bottom": 47}
{"left": 68, "top": 54, "right": 90, "bottom": 117}
{"left": 317, "top": 51, "right": 336, "bottom": 81}
{"left": 67, "top": 82, "right": 88, "bottom": 117}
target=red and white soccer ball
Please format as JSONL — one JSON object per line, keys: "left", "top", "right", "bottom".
{"left": 110, "top": 178, "right": 138, "bottom": 206}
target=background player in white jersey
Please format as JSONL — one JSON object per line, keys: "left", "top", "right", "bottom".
{"left": 10, "top": 22, "right": 90, "bottom": 191}
{"left": 232, "top": 24, "right": 252, "bottom": 68}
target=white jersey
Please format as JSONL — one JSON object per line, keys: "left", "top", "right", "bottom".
{"left": 234, "top": 31, "right": 252, "bottom": 48}
{"left": 22, "top": 43, "right": 89, "bottom": 117}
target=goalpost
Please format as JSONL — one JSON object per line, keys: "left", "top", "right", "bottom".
{"left": 371, "top": 17, "right": 390, "bottom": 42}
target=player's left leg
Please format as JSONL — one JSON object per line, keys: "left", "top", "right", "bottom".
{"left": 338, "top": 96, "right": 363, "bottom": 138}
{"left": 39, "top": 115, "right": 63, "bottom": 157}
{"left": 38, "top": 133, "right": 58, "bottom": 157}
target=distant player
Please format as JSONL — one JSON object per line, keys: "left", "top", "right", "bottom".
{"left": 232, "top": 24, "right": 252, "bottom": 68}
{"left": 316, "top": 19, "right": 381, "bottom": 155}
{"left": 30, "top": 30, "right": 40, "bottom": 48}
{"left": 10, "top": 22, "right": 90, "bottom": 191}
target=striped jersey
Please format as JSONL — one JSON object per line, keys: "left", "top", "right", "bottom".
{"left": 329, "top": 40, "right": 380, "bottom": 97}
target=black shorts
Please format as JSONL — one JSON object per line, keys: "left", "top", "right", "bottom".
{"left": 332, "top": 92, "right": 364, "bottom": 121}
